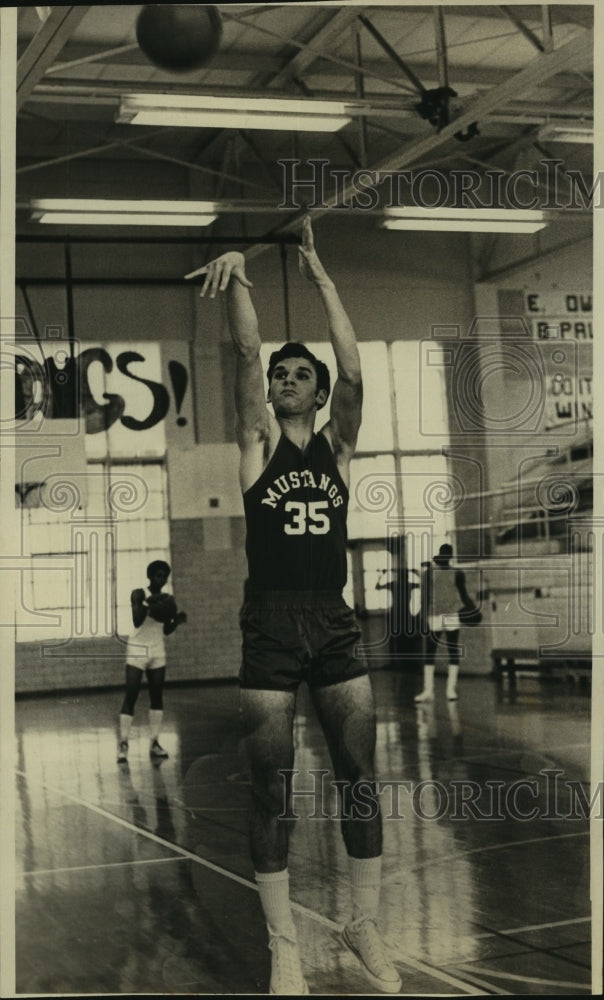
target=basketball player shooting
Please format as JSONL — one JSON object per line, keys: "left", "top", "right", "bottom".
{"left": 186, "top": 217, "right": 401, "bottom": 995}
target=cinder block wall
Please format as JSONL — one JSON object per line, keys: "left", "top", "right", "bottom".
{"left": 15, "top": 637, "right": 129, "bottom": 694}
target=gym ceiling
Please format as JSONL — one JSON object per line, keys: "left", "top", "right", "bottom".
{"left": 14, "top": 4, "right": 594, "bottom": 243}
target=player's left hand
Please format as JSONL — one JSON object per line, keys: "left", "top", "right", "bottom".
{"left": 298, "top": 216, "right": 331, "bottom": 285}
{"left": 176, "top": 611, "right": 187, "bottom": 624}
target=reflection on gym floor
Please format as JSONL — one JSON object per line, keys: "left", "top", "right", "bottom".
{"left": 15, "top": 669, "right": 592, "bottom": 995}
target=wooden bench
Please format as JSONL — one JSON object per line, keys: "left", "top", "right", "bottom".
{"left": 491, "top": 648, "right": 591, "bottom": 685}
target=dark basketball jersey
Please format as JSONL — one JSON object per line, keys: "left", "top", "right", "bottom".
{"left": 244, "top": 432, "right": 349, "bottom": 591}
{"left": 430, "top": 566, "right": 462, "bottom": 616}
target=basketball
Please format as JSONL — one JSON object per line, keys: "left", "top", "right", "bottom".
{"left": 136, "top": 5, "right": 223, "bottom": 73}
{"left": 148, "top": 593, "right": 178, "bottom": 623}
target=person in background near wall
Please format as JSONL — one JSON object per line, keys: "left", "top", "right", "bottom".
{"left": 415, "top": 543, "right": 475, "bottom": 702}
{"left": 376, "top": 535, "right": 421, "bottom": 662}
{"left": 117, "top": 560, "right": 186, "bottom": 763}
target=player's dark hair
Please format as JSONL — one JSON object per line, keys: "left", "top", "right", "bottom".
{"left": 433, "top": 543, "right": 453, "bottom": 567}
{"left": 147, "top": 560, "right": 171, "bottom": 578}
{"left": 267, "top": 342, "right": 331, "bottom": 409}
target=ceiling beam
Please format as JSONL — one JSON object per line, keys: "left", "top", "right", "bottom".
{"left": 386, "top": 5, "right": 592, "bottom": 29}
{"left": 499, "top": 5, "right": 545, "bottom": 52}
{"left": 434, "top": 7, "right": 450, "bottom": 90}
{"left": 357, "top": 14, "right": 425, "bottom": 94}
{"left": 542, "top": 6, "right": 554, "bottom": 54}
{"left": 343, "top": 24, "right": 367, "bottom": 169}
{"left": 479, "top": 231, "right": 592, "bottom": 282}
{"left": 25, "top": 52, "right": 591, "bottom": 95}
{"left": 243, "top": 26, "right": 593, "bottom": 260}
{"left": 17, "top": 6, "right": 90, "bottom": 111}
{"left": 256, "top": 7, "right": 364, "bottom": 89}
{"left": 46, "top": 42, "right": 140, "bottom": 77}
{"left": 237, "top": 131, "right": 284, "bottom": 192}
{"left": 17, "top": 126, "right": 274, "bottom": 194}
{"left": 222, "top": 7, "right": 416, "bottom": 95}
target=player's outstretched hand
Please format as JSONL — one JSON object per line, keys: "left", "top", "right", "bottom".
{"left": 184, "top": 251, "right": 253, "bottom": 298}
{"left": 176, "top": 611, "right": 187, "bottom": 625}
{"left": 298, "top": 215, "right": 331, "bottom": 285}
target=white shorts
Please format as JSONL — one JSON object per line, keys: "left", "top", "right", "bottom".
{"left": 429, "top": 612, "right": 461, "bottom": 632}
{"left": 126, "top": 640, "right": 166, "bottom": 671}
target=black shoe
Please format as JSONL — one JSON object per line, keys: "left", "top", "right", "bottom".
{"left": 150, "top": 739, "right": 169, "bottom": 759}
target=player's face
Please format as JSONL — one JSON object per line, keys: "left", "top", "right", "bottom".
{"left": 149, "top": 567, "right": 169, "bottom": 591}
{"left": 269, "top": 357, "right": 323, "bottom": 414}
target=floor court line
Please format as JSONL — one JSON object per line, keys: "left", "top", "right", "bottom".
{"left": 174, "top": 806, "right": 249, "bottom": 813}
{"left": 453, "top": 965, "right": 591, "bottom": 990}
{"left": 472, "top": 915, "right": 590, "bottom": 939}
{"left": 446, "top": 759, "right": 577, "bottom": 779}
{"left": 15, "top": 767, "right": 339, "bottom": 931}
{"left": 456, "top": 743, "right": 591, "bottom": 759}
{"left": 383, "top": 830, "right": 589, "bottom": 884}
{"left": 19, "top": 856, "right": 187, "bottom": 878}
{"left": 471, "top": 920, "right": 591, "bottom": 972}
{"left": 386, "top": 956, "right": 486, "bottom": 995}
{"left": 444, "top": 969, "right": 512, "bottom": 995}
{"left": 382, "top": 774, "right": 591, "bottom": 798}
{"left": 449, "top": 752, "right": 590, "bottom": 773}
{"left": 15, "top": 768, "right": 487, "bottom": 996}
{"left": 15, "top": 768, "right": 260, "bottom": 893}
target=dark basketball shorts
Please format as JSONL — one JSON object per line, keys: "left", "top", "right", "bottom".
{"left": 425, "top": 628, "right": 461, "bottom": 665}
{"left": 239, "top": 590, "right": 368, "bottom": 692}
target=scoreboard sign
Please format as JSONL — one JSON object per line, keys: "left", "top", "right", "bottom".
{"left": 522, "top": 290, "right": 592, "bottom": 428}
{"left": 525, "top": 290, "right": 593, "bottom": 340}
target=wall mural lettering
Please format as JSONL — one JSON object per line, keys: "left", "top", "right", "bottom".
{"left": 15, "top": 346, "right": 188, "bottom": 433}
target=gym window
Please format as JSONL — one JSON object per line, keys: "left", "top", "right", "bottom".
{"left": 17, "top": 342, "right": 172, "bottom": 644}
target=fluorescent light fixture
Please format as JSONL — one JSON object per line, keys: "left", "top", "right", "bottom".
{"left": 537, "top": 120, "right": 593, "bottom": 143}
{"left": 29, "top": 198, "right": 218, "bottom": 226}
{"left": 117, "top": 93, "right": 352, "bottom": 132}
{"left": 382, "top": 207, "right": 547, "bottom": 233}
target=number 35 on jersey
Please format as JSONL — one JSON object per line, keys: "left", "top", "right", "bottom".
{"left": 284, "top": 500, "right": 330, "bottom": 535}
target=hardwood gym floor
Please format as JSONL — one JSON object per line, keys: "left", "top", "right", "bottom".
{"left": 15, "top": 667, "right": 592, "bottom": 995}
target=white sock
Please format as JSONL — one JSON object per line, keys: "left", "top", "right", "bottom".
{"left": 447, "top": 664, "right": 459, "bottom": 694}
{"left": 423, "top": 664, "right": 435, "bottom": 693}
{"left": 349, "top": 854, "right": 382, "bottom": 924}
{"left": 255, "top": 869, "right": 297, "bottom": 940}
{"left": 149, "top": 709, "right": 163, "bottom": 741}
{"left": 119, "top": 714, "right": 133, "bottom": 742}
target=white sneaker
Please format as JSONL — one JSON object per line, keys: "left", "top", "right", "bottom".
{"left": 414, "top": 689, "right": 434, "bottom": 703}
{"left": 446, "top": 688, "right": 458, "bottom": 701}
{"left": 117, "top": 740, "right": 129, "bottom": 764}
{"left": 343, "top": 918, "right": 402, "bottom": 994}
{"left": 268, "top": 934, "right": 309, "bottom": 995}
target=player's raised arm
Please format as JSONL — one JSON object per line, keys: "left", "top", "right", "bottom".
{"left": 298, "top": 216, "right": 362, "bottom": 465}
{"left": 185, "top": 252, "right": 271, "bottom": 456}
